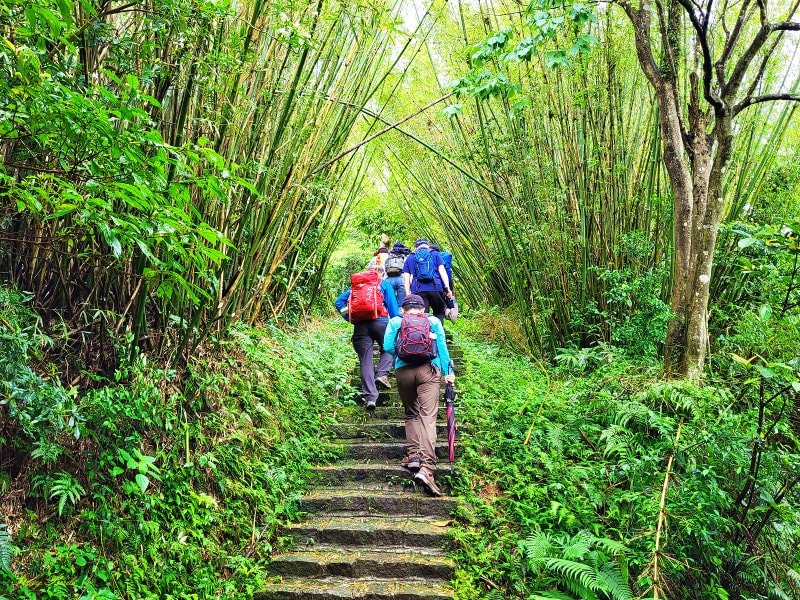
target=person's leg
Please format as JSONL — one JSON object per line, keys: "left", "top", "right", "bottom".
{"left": 352, "top": 322, "right": 378, "bottom": 407}
{"left": 427, "top": 292, "right": 447, "bottom": 324}
{"left": 418, "top": 291, "right": 433, "bottom": 314}
{"left": 370, "top": 320, "right": 394, "bottom": 378}
{"left": 395, "top": 365, "right": 421, "bottom": 460}
{"left": 392, "top": 276, "right": 407, "bottom": 306}
{"left": 415, "top": 364, "right": 441, "bottom": 472}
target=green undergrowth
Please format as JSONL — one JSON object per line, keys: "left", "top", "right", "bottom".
{"left": 1, "top": 302, "right": 355, "bottom": 599}
{"left": 448, "top": 324, "right": 800, "bottom": 599}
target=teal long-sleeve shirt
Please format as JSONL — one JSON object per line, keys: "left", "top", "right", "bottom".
{"left": 383, "top": 315, "right": 452, "bottom": 375}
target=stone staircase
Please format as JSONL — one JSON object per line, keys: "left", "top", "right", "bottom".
{"left": 254, "top": 348, "right": 463, "bottom": 600}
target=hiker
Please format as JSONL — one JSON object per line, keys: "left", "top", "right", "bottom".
{"left": 334, "top": 264, "right": 399, "bottom": 410}
{"left": 368, "top": 247, "right": 389, "bottom": 274}
{"left": 403, "top": 238, "right": 453, "bottom": 324}
{"left": 384, "top": 241, "right": 411, "bottom": 306}
{"left": 384, "top": 294, "right": 454, "bottom": 497}
{"left": 431, "top": 244, "right": 457, "bottom": 322}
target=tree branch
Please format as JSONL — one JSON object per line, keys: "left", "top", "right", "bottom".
{"left": 723, "top": 0, "right": 772, "bottom": 102}
{"left": 718, "top": 0, "right": 754, "bottom": 77}
{"left": 733, "top": 93, "right": 800, "bottom": 115}
{"left": 617, "top": 0, "right": 664, "bottom": 89}
{"left": 674, "top": 0, "right": 724, "bottom": 112}
{"left": 771, "top": 20, "right": 800, "bottom": 31}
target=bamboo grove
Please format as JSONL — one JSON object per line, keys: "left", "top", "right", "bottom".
{"left": 2, "top": 0, "right": 799, "bottom": 371}
{"left": 376, "top": 1, "right": 799, "bottom": 361}
{"left": 1, "top": 0, "right": 425, "bottom": 374}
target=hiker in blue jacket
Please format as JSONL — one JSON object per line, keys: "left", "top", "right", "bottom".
{"left": 402, "top": 239, "right": 453, "bottom": 324}
{"left": 384, "top": 294, "right": 454, "bottom": 497}
{"left": 334, "top": 264, "right": 399, "bottom": 410}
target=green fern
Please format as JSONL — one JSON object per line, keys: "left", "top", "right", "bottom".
{"left": 48, "top": 472, "right": 86, "bottom": 516}
{"left": 0, "top": 523, "right": 14, "bottom": 572}
{"left": 522, "top": 531, "right": 634, "bottom": 600}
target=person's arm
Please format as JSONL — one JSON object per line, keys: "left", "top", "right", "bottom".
{"left": 383, "top": 317, "right": 400, "bottom": 355}
{"left": 334, "top": 289, "right": 351, "bottom": 320}
{"left": 437, "top": 264, "right": 452, "bottom": 297}
{"left": 402, "top": 255, "right": 414, "bottom": 294}
{"left": 382, "top": 281, "right": 399, "bottom": 317}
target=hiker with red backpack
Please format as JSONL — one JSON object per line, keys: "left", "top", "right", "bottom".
{"left": 383, "top": 294, "right": 454, "bottom": 497}
{"left": 402, "top": 239, "right": 453, "bottom": 324}
{"left": 334, "top": 264, "right": 399, "bottom": 410}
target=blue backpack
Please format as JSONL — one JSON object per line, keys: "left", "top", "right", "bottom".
{"left": 413, "top": 247, "right": 436, "bottom": 283}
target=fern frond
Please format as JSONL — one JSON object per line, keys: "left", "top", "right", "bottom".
{"left": 596, "top": 566, "right": 634, "bottom": 600}
{"left": 0, "top": 524, "right": 14, "bottom": 572}
{"left": 562, "top": 531, "right": 592, "bottom": 560}
{"left": 545, "top": 558, "right": 599, "bottom": 593}
{"left": 561, "top": 576, "right": 600, "bottom": 600}
{"left": 529, "top": 592, "right": 577, "bottom": 600}
{"left": 588, "top": 535, "right": 629, "bottom": 556}
{"left": 520, "top": 531, "right": 554, "bottom": 565}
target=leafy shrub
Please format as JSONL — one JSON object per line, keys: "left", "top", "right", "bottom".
{"left": 449, "top": 332, "right": 799, "bottom": 599}
{"left": 1, "top": 316, "right": 353, "bottom": 599}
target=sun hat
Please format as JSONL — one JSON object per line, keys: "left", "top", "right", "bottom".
{"left": 414, "top": 238, "right": 429, "bottom": 248}
{"left": 401, "top": 294, "right": 425, "bottom": 309}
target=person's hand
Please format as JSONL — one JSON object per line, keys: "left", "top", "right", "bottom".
{"left": 444, "top": 373, "right": 455, "bottom": 385}
{"left": 445, "top": 288, "right": 454, "bottom": 299}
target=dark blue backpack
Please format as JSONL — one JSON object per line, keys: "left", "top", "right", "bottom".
{"left": 396, "top": 313, "right": 438, "bottom": 364}
{"left": 414, "top": 247, "right": 436, "bottom": 283}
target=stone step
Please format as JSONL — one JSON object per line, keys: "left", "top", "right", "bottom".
{"left": 266, "top": 548, "right": 454, "bottom": 580}
{"left": 338, "top": 442, "right": 451, "bottom": 461}
{"left": 254, "top": 576, "right": 453, "bottom": 600}
{"left": 340, "top": 403, "right": 452, "bottom": 420}
{"left": 331, "top": 421, "right": 449, "bottom": 440}
{"left": 310, "top": 461, "right": 455, "bottom": 492}
{"left": 300, "top": 488, "right": 456, "bottom": 517}
{"left": 286, "top": 515, "right": 451, "bottom": 549}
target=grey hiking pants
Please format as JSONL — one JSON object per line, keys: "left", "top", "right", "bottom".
{"left": 394, "top": 363, "right": 441, "bottom": 472}
{"left": 352, "top": 320, "right": 394, "bottom": 404}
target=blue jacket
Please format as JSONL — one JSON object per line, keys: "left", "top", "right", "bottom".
{"left": 383, "top": 315, "right": 452, "bottom": 375}
{"left": 334, "top": 280, "right": 399, "bottom": 321}
{"left": 432, "top": 249, "right": 453, "bottom": 291}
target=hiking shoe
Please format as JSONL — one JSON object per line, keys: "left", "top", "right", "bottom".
{"left": 365, "top": 399, "right": 377, "bottom": 411}
{"left": 375, "top": 375, "right": 391, "bottom": 390}
{"left": 400, "top": 455, "right": 421, "bottom": 471}
{"left": 413, "top": 468, "right": 442, "bottom": 497}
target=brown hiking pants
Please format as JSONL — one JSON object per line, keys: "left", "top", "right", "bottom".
{"left": 394, "top": 363, "right": 441, "bottom": 471}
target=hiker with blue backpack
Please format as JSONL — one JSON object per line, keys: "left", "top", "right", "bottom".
{"left": 334, "top": 263, "right": 399, "bottom": 410}
{"left": 384, "top": 294, "right": 454, "bottom": 497}
{"left": 402, "top": 239, "right": 453, "bottom": 324}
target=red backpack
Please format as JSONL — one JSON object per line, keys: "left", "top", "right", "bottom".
{"left": 396, "top": 313, "right": 438, "bottom": 364}
{"left": 348, "top": 271, "right": 388, "bottom": 322}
